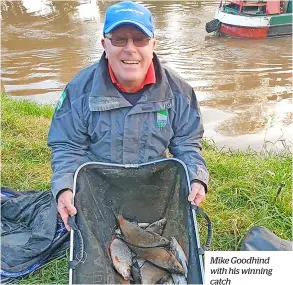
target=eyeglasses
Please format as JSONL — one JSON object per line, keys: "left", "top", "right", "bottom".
{"left": 104, "top": 35, "right": 151, "bottom": 47}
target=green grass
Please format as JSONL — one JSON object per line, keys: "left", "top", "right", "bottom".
{"left": 1, "top": 94, "right": 53, "bottom": 190}
{"left": 200, "top": 142, "right": 292, "bottom": 251}
{"left": 1, "top": 94, "right": 292, "bottom": 283}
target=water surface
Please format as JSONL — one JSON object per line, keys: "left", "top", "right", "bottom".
{"left": 1, "top": 0, "right": 292, "bottom": 151}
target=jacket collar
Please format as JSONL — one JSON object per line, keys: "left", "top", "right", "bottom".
{"left": 108, "top": 61, "right": 156, "bottom": 92}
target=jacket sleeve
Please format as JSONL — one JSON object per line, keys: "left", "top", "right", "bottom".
{"left": 48, "top": 84, "right": 91, "bottom": 199}
{"left": 169, "top": 90, "right": 209, "bottom": 190}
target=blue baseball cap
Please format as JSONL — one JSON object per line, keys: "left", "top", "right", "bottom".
{"left": 103, "top": 1, "right": 154, "bottom": 38}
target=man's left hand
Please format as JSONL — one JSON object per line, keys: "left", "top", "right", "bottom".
{"left": 188, "top": 182, "right": 206, "bottom": 206}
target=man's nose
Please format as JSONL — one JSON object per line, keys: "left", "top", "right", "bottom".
{"left": 124, "top": 38, "right": 136, "bottom": 52}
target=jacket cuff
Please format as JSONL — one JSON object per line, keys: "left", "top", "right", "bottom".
{"left": 190, "top": 179, "right": 208, "bottom": 193}
{"left": 187, "top": 165, "right": 209, "bottom": 193}
{"left": 56, "top": 188, "right": 73, "bottom": 202}
{"left": 51, "top": 173, "right": 74, "bottom": 199}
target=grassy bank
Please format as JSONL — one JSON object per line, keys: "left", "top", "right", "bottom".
{"left": 1, "top": 94, "right": 292, "bottom": 284}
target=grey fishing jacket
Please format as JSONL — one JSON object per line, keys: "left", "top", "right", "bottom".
{"left": 48, "top": 53, "right": 209, "bottom": 198}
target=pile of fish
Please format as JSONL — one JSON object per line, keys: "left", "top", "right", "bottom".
{"left": 109, "top": 214, "right": 188, "bottom": 284}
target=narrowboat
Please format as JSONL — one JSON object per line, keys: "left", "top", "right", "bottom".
{"left": 206, "top": 0, "right": 292, "bottom": 38}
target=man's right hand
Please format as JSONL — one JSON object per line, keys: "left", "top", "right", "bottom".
{"left": 57, "top": 189, "right": 77, "bottom": 231}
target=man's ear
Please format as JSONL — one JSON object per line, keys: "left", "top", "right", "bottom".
{"left": 101, "top": 38, "right": 105, "bottom": 49}
{"left": 152, "top": 38, "right": 156, "bottom": 50}
{"left": 101, "top": 39, "right": 108, "bottom": 59}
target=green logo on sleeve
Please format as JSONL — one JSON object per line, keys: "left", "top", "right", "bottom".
{"left": 157, "top": 109, "right": 168, "bottom": 128}
{"left": 56, "top": 91, "right": 66, "bottom": 111}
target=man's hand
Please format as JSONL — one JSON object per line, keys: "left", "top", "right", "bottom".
{"left": 188, "top": 182, "right": 206, "bottom": 206}
{"left": 57, "top": 189, "right": 77, "bottom": 231}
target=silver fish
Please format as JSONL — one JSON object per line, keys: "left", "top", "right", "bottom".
{"left": 170, "top": 237, "right": 188, "bottom": 278}
{"left": 128, "top": 245, "right": 184, "bottom": 274}
{"left": 109, "top": 238, "right": 132, "bottom": 280}
{"left": 115, "top": 214, "right": 170, "bottom": 248}
{"left": 146, "top": 218, "right": 167, "bottom": 235}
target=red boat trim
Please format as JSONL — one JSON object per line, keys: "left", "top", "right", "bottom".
{"left": 219, "top": 24, "right": 269, "bottom": 38}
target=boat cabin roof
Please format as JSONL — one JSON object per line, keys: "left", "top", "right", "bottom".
{"left": 223, "top": 0, "right": 291, "bottom": 15}
{"left": 229, "top": 0, "right": 267, "bottom": 7}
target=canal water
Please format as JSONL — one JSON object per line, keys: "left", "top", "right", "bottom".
{"left": 1, "top": 0, "right": 292, "bottom": 151}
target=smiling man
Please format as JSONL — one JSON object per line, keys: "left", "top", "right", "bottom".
{"left": 48, "top": 1, "right": 209, "bottom": 231}
{"left": 103, "top": 25, "right": 155, "bottom": 93}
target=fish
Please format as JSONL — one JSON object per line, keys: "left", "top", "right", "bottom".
{"left": 145, "top": 218, "right": 167, "bottom": 235}
{"left": 109, "top": 237, "right": 132, "bottom": 280}
{"left": 115, "top": 214, "right": 170, "bottom": 248}
{"left": 139, "top": 260, "right": 170, "bottom": 284}
{"left": 128, "top": 245, "right": 184, "bottom": 274}
{"left": 170, "top": 237, "right": 188, "bottom": 278}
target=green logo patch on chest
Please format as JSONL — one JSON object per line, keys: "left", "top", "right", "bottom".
{"left": 156, "top": 109, "right": 168, "bottom": 128}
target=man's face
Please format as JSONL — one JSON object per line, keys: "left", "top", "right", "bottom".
{"left": 101, "top": 25, "right": 156, "bottom": 90}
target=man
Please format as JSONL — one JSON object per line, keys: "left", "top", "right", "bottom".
{"left": 48, "top": 1, "right": 209, "bottom": 231}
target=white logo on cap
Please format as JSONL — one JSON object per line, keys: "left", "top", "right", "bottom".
{"left": 115, "top": 8, "right": 144, "bottom": 15}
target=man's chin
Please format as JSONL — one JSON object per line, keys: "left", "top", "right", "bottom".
{"left": 121, "top": 76, "right": 143, "bottom": 84}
